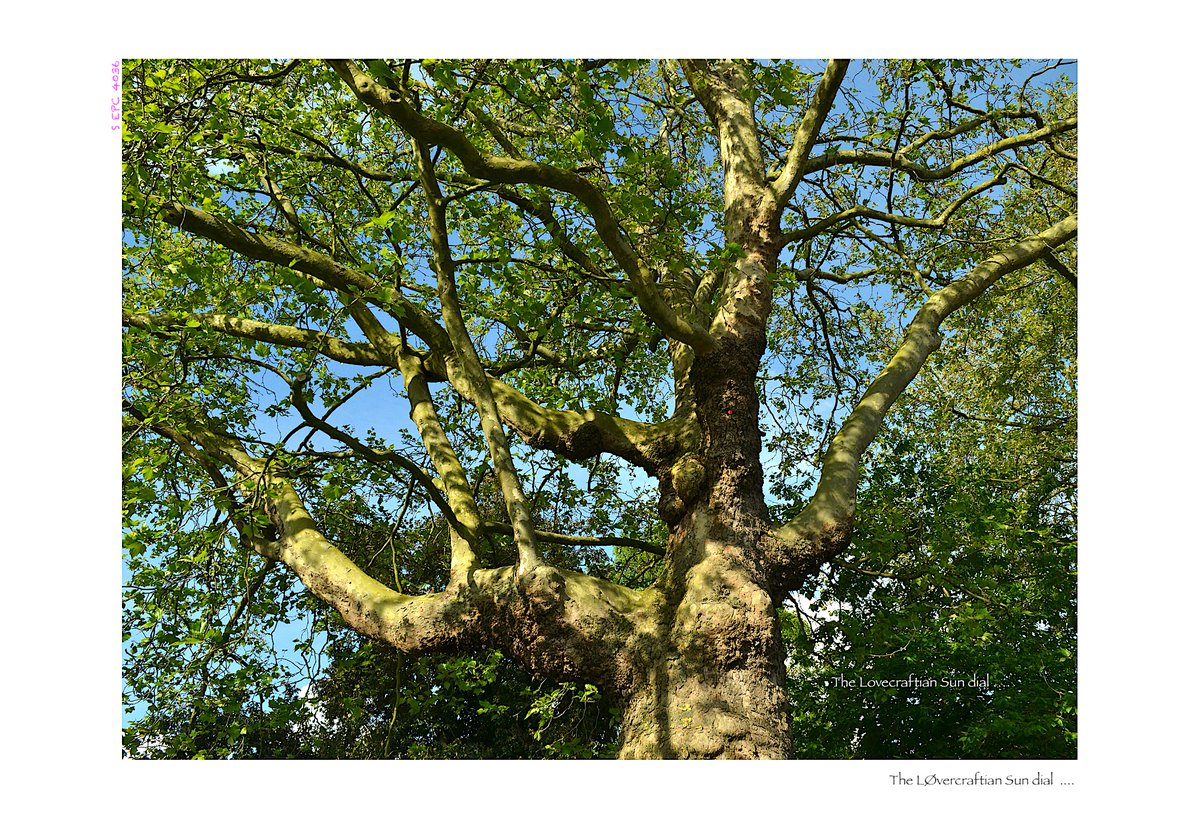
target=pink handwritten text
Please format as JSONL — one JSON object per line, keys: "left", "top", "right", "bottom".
{"left": 111, "top": 61, "right": 120, "bottom": 131}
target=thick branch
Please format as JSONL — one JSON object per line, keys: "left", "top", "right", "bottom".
{"left": 680, "top": 59, "right": 768, "bottom": 236}
{"left": 130, "top": 403, "right": 657, "bottom": 687}
{"left": 488, "top": 377, "right": 696, "bottom": 472}
{"left": 769, "top": 59, "right": 850, "bottom": 212}
{"left": 128, "top": 404, "right": 483, "bottom": 647}
{"left": 153, "top": 198, "right": 450, "bottom": 351}
{"left": 335, "top": 299, "right": 484, "bottom": 581}
{"left": 123, "top": 311, "right": 385, "bottom": 367}
{"left": 765, "top": 213, "right": 1078, "bottom": 590}
{"left": 416, "top": 143, "right": 542, "bottom": 571}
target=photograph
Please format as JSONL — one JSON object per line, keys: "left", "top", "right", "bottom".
{"left": 120, "top": 58, "right": 1079, "bottom": 762}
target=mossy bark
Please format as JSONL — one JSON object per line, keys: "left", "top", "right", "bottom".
{"left": 615, "top": 325, "right": 792, "bottom": 759}
{"left": 615, "top": 508, "right": 791, "bottom": 759}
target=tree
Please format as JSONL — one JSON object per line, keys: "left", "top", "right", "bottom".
{"left": 122, "top": 58, "right": 1077, "bottom": 759}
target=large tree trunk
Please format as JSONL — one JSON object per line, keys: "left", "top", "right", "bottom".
{"left": 616, "top": 509, "right": 792, "bottom": 758}
{"left": 616, "top": 316, "right": 791, "bottom": 758}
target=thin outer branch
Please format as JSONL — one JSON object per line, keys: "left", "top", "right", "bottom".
{"left": 479, "top": 521, "right": 665, "bottom": 556}
{"left": 242, "top": 133, "right": 398, "bottom": 181}
{"left": 286, "top": 375, "right": 469, "bottom": 540}
{"left": 898, "top": 108, "right": 1045, "bottom": 156}
{"left": 780, "top": 166, "right": 1012, "bottom": 246}
{"left": 803, "top": 117, "right": 1077, "bottom": 181}
{"left": 493, "top": 188, "right": 612, "bottom": 281}
{"left": 1042, "top": 251, "right": 1077, "bottom": 289}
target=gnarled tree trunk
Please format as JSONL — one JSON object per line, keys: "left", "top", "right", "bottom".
{"left": 616, "top": 508, "right": 792, "bottom": 758}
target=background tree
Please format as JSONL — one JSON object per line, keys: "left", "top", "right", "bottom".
{"left": 788, "top": 251, "right": 1076, "bottom": 758}
{"left": 122, "top": 58, "right": 1076, "bottom": 759}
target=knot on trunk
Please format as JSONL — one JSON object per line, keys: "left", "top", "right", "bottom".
{"left": 671, "top": 455, "right": 707, "bottom": 505}
{"left": 659, "top": 488, "right": 686, "bottom": 526}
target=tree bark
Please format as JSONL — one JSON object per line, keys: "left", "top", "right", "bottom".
{"left": 615, "top": 507, "right": 791, "bottom": 759}
{"left": 615, "top": 324, "right": 791, "bottom": 758}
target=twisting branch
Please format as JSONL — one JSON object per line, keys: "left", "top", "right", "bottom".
{"left": 487, "top": 377, "right": 696, "bottom": 473}
{"left": 898, "top": 109, "right": 1044, "bottom": 156}
{"left": 326, "top": 59, "right": 714, "bottom": 353}
{"left": 239, "top": 134, "right": 398, "bottom": 181}
{"left": 229, "top": 59, "right": 302, "bottom": 84}
{"left": 803, "top": 117, "right": 1077, "bottom": 181}
{"left": 780, "top": 166, "right": 1013, "bottom": 246}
